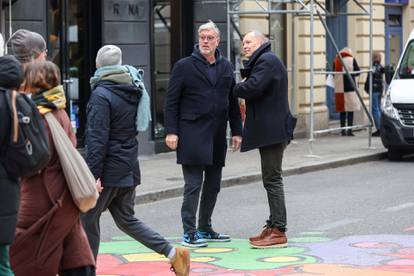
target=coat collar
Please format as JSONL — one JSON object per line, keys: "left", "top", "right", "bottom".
{"left": 191, "top": 44, "right": 226, "bottom": 86}
{"left": 243, "top": 41, "right": 271, "bottom": 69}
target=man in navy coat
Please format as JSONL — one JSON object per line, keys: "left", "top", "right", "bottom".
{"left": 164, "top": 21, "right": 242, "bottom": 248}
{"left": 233, "top": 31, "right": 296, "bottom": 249}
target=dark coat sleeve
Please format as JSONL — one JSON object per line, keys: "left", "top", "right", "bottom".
{"left": 233, "top": 55, "right": 278, "bottom": 100}
{"left": 164, "top": 61, "right": 185, "bottom": 135}
{"left": 228, "top": 78, "right": 242, "bottom": 136}
{"left": 352, "top": 58, "right": 360, "bottom": 77}
{"left": 85, "top": 88, "right": 110, "bottom": 179}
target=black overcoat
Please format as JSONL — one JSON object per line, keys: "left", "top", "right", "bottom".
{"left": 233, "top": 42, "right": 294, "bottom": 152}
{"left": 0, "top": 55, "right": 22, "bottom": 244}
{"left": 164, "top": 46, "right": 242, "bottom": 166}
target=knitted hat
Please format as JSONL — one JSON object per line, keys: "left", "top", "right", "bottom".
{"left": 96, "top": 45, "right": 122, "bottom": 68}
{"left": 0, "top": 55, "right": 23, "bottom": 89}
{"left": 9, "top": 29, "right": 47, "bottom": 63}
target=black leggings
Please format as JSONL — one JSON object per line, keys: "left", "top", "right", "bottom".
{"left": 60, "top": 266, "right": 96, "bottom": 276}
{"left": 340, "top": 112, "right": 354, "bottom": 128}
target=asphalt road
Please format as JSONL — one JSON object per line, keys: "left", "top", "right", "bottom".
{"left": 100, "top": 156, "right": 414, "bottom": 242}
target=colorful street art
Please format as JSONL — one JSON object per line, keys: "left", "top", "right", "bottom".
{"left": 96, "top": 231, "right": 414, "bottom": 276}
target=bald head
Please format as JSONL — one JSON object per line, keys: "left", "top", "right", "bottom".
{"left": 243, "top": 31, "right": 268, "bottom": 58}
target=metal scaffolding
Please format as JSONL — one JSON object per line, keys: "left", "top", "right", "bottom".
{"left": 227, "top": 0, "right": 375, "bottom": 155}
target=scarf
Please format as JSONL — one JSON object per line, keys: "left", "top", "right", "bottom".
{"left": 31, "top": 85, "right": 66, "bottom": 114}
{"left": 90, "top": 65, "right": 151, "bottom": 132}
{"left": 334, "top": 51, "right": 353, "bottom": 72}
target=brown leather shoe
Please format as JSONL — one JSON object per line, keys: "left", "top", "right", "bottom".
{"left": 170, "top": 247, "right": 190, "bottom": 276}
{"left": 249, "top": 225, "right": 271, "bottom": 242}
{"left": 250, "top": 228, "right": 288, "bottom": 249}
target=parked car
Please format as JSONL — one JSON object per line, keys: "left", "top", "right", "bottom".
{"left": 381, "top": 29, "right": 414, "bottom": 160}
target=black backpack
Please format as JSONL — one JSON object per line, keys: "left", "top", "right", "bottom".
{"left": 0, "top": 89, "right": 50, "bottom": 177}
{"left": 364, "top": 64, "right": 383, "bottom": 94}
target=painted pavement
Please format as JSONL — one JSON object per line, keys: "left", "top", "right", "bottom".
{"left": 97, "top": 229, "right": 414, "bottom": 276}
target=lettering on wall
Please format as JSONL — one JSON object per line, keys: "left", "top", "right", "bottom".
{"left": 104, "top": 0, "right": 146, "bottom": 21}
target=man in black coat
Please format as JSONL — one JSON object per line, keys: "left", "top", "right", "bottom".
{"left": 164, "top": 21, "right": 242, "bottom": 248}
{"left": 233, "top": 31, "right": 296, "bottom": 249}
{"left": 0, "top": 55, "right": 24, "bottom": 275}
{"left": 83, "top": 45, "right": 190, "bottom": 275}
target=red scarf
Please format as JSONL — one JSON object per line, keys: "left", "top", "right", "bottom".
{"left": 334, "top": 51, "right": 353, "bottom": 72}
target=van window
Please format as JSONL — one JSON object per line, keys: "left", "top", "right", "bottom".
{"left": 397, "top": 40, "right": 414, "bottom": 79}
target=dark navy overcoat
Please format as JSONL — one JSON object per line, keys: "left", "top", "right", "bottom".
{"left": 85, "top": 81, "right": 141, "bottom": 187}
{"left": 164, "top": 46, "right": 242, "bottom": 166}
{"left": 233, "top": 42, "right": 295, "bottom": 152}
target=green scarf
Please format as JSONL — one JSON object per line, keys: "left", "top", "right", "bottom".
{"left": 90, "top": 67, "right": 133, "bottom": 90}
{"left": 31, "top": 85, "right": 66, "bottom": 114}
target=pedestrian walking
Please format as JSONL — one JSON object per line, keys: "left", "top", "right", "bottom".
{"left": 164, "top": 20, "right": 242, "bottom": 248}
{"left": 333, "top": 47, "right": 361, "bottom": 136}
{"left": 364, "top": 51, "right": 385, "bottom": 136}
{"left": 9, "top": 60, "right": 96, "bottom": 276}
{"left": 233, "top": 31, "right": 296, "bottom": 249}
{"left": 0, "top": 55, "right": 24, "bottom": 276}
{"left": 82, "top": 45, "right": 190, "bottom": 276}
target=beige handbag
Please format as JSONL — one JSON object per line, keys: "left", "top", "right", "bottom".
{"left": 44, "top": 112, "right": 98, "bottom": 213}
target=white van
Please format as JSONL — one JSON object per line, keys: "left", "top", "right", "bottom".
{"left": 381, "top": 29, "right": 414, "bottom": 160}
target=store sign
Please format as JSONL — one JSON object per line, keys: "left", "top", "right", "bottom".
{"left": 104, "top": 0, "right": 147, "bottom": 21}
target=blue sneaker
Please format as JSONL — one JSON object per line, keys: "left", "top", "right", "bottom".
{"left": 197, "top": 230, "right": 231, "bottom": 242}
{"left": 182, "top": 232, "right": 208, "bottom": 248}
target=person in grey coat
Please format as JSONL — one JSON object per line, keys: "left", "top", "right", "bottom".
{"left": 83, "top": 45, "right": 190, "bottom": 276}
{"left": 233, "top": 31, "right": 296, "bottom": 249}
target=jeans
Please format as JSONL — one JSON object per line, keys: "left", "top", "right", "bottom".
{"left": 259, "top": 143, "right": 287, "bottom": 232}
{"left": 82, "top": 186, "right": 173, "bottom": 261}
{"left": 181, "top": 164, "right": 223, "bottom": 234}
{"left": 0, "top": 245, "right": 13, "bottom": 276}
{"left": 371, "top": 93, "right": 382, "bottom": 130}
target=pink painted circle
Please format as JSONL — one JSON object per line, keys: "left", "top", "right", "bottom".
{"left": 351, "top": 242, "right": 401, "bottom": 249}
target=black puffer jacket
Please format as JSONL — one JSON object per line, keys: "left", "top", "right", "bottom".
{"left": 0, "top": 55, "right": 23, "bottom": 244}
{"left": 85, "top": 81, "right": 141, "bottom": 187}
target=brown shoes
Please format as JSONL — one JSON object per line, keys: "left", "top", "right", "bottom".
{"left": 249, "top": 225, "right": 271, "bottom": 242}
{"left": 250, "top": 227, "right": 288, "bottom": 249}
{"left": 170, "top": 247, "right": 190, "bottom": 276}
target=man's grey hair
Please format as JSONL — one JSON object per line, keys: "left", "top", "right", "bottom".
{"left": 198, "top": 20, "right": 220, "bottom": 38}
{"left": 246, "top": 30, "right": 269, "bottom": 44}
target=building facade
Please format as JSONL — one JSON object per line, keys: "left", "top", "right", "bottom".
{"left": 0, "top": 0, "right": 413, "bottom": 154}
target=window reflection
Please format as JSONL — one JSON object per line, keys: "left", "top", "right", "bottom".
{"left": 153, "top": 1, "right": 171, "bottom": 139}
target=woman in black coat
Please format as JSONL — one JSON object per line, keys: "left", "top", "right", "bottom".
{"left": 0, "top": 55, "right": 24, "bottom": 275}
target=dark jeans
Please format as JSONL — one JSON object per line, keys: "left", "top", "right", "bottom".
{"left": 371, "top": 93, "right": 382, "bottom": 130}
{"left": 181, "top": 164, "right": 223, "bottom": 234}
{"left": 82, "top": 186, "right": 173, "bottom": 261}
{"left": 259, "top": 142, "right": 287, "bottom": 232}
{"left": 0, "top": 245, "right": 13, "bottom": 276}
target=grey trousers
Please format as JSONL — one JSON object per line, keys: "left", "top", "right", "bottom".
{"left": 82, "top": 186, "right": 173, "bottom": 260}
{"left": 259, "top": 142, "right": 287, "bottom": 232}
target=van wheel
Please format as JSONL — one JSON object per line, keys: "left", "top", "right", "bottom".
{"left": 388, "top": 148, "right": 401, "bottom": 161}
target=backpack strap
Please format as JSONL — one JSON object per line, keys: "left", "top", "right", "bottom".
{"left": 11, "top": 90, "right": 19, "bottom": 143}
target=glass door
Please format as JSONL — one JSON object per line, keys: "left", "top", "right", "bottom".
{"left": 47, "top": 0, "right": 90, "bottom": 145}
{"left": 385, "top": 6, "right": 403, "bottom": 67}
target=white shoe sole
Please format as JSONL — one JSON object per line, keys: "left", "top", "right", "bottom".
{"left": 181, "top": 241, "right": 208, "bottom": 248}
{"left": 250, "top": 242, "right": 288, "bottom": 249}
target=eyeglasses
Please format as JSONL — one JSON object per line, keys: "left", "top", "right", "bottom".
{"left": 199, "top": 35, "right": 216, "bottom": 42}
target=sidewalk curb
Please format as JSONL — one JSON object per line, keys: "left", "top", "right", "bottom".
{"left": 134, "top": 151, "right": 387, "bottom": 205}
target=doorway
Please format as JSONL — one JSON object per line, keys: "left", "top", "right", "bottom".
{"left": 385, "top": 6, "right": 403, "bottom": 68}
{"left": 47, "top": 0, "right": 99, "bottom": 146}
